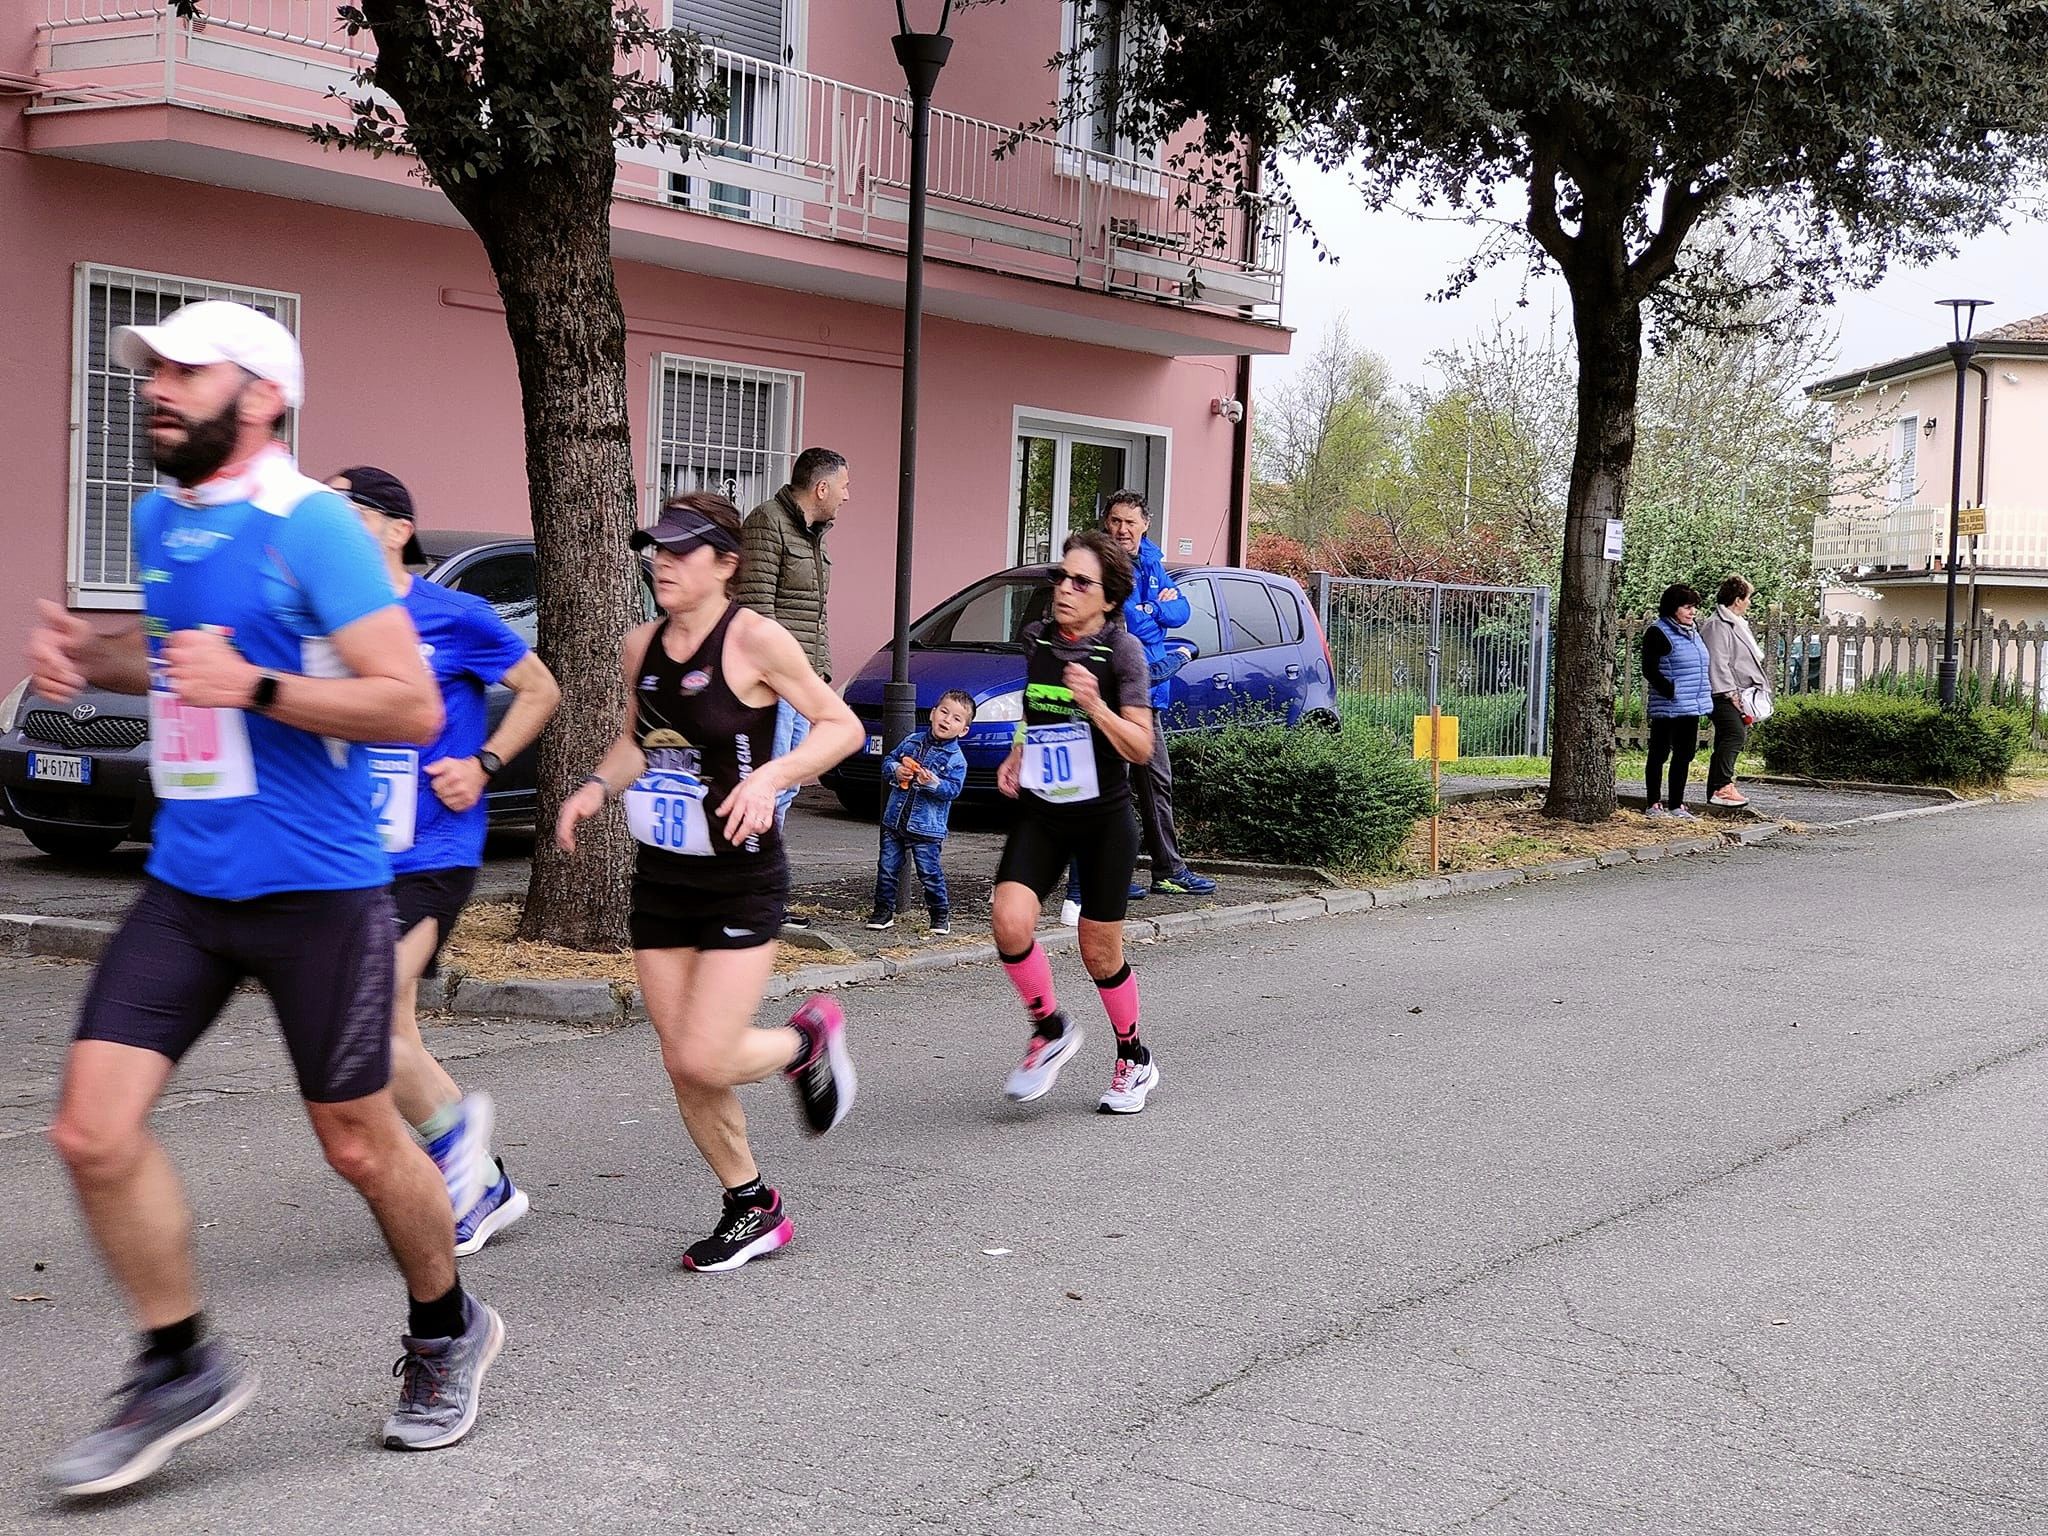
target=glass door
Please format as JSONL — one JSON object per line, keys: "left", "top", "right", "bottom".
{"left": 1013, "top": 426, "right": 1147, "bottom": 565}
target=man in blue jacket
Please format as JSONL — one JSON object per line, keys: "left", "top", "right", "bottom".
{"left": 1102, "top": 492, "right": 1215, "bottom": 897}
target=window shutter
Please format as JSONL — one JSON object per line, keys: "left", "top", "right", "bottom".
{"left": 673, "top": 0, "right": 784, "bottom": 63}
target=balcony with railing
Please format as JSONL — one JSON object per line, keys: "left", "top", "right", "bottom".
{"left": 28, "top": 3, "right": 1287, "bottom": 343}
{"left": 1814, "top": 504, "right": 2048, "bottom": 577}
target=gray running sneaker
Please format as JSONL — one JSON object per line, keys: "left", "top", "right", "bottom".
{"left": 47, "top": 1343, "right": 258, "bottom": 1498}
{"left": 383, "top": 1294, "right": 504, "bottom": 1452}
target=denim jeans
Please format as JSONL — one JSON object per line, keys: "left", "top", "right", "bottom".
{"left": 875, "top": 830, "right": 949, "bottom": 918}
{"left": 771, "top": 699, "right": 811, "bottom": 827}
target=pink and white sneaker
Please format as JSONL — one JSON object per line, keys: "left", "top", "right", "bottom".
{"left": 1097, "top": 1054, "right": 1160, "bottom": 1115}
{"left": 1003, "top": 1014, "right": 1084, "bottom": 1103}
{"left": 785, "top": 995, "right": 856, "bottom": 1135}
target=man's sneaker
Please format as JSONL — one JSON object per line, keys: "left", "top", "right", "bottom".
{"left": 681, "top": 1190, "right": 795, "bottom": 1273}
{"left": 1059, "top": 898, "right": 1082, "bottom": 927}
{"left": 928, "top": 913, "right": 951, "bottom": 936}
{"left": 424, "top": 1091, "right": 495, "bottom": 1219}
{"left": 47, "top": 1343, "right": 258, "bottom": 1497}
{"left": 1645, "top": 804, "right": 1672, "bottom": 820}
{"left": 1153, "top": 868, "right": 1217, "bottom": 896}
{"left": 454, "top": 1157, "right": 530, "bottom": 1257}
{"left": 383, "top": 1293, "right": 503, "bottom": 1452}
{"left": 1098, "top": 1054, "right": 1160, "bottom": 1115}
{"left": 783, "top": 914, "right": 813, "bottom": 931}
{"left": 1126, "top": 881, "right": 1148, "bottom": 900}
{"left": 864, "top": 909, "right": 896, "bottom": 931}
{"left": 1003, "top": 1015, "right": 1084, "bottom": 1103}
{"left": 786, "top": 995, "right": 856, "bottom": 1135}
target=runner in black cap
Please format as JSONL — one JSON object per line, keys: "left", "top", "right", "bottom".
{"left": 557, "top": 492, "right": 862, "bottom": 1271}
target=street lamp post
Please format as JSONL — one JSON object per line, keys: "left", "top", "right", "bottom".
{"left": 882, "top": 0, "right": 954, "bottom": 760}
{"left": 1936, "top": 299, "right": 1989, "bottom": 709}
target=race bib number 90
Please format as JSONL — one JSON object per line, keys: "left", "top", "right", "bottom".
{"left": 624, "top": 770, "right": 713, "bottom": 856}
{"left": 1021, "top": 721, "right": 1100, "bottom": 805}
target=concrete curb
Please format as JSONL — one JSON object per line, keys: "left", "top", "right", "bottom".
{"left": 0, "top": 795, "right": 1999, "bottom": 1019}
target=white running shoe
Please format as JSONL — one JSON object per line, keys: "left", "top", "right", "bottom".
{"left": 425, "top": 1092, "right": 495, "bottom": 1218}
{"left": 1098, "top": 1055, "right": 1159, "bottom": 1115}
{"left": 1059, "top": 899, "right": 1082, "bottom": 927}
{"left": 1003, "top": 1016, "right": 1083, "bottom": 1103}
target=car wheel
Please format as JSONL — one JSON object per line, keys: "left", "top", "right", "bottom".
{"left": 832, "top": 785, "right": 881, "bottom": 819}
{"left": 1301, "top": 709, "right": 1342, "bottom": 735}
{"left": 21, "top": 824, "right": 127, "bottom": 859}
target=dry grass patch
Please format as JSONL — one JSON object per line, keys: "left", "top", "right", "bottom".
{"left": 443, "top": 901, "right": 852, "bottom": 986}
{"left": 1391, "top": 793, "right": 1699, "bottom": 877}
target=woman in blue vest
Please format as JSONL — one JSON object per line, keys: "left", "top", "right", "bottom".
{"left": 1640, "top": 583, "right": 1712, "bottom": 819}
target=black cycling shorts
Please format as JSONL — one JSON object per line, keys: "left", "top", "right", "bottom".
{"left": 76, "top": 879, "right": 394, "bottom": 1104}
{"left": 628, "top": 863, "right": 789, "bottom": 952}
{"left": 391, "top": 866, "right": 480, "bottom": 979}
{"left": 996, "top": 799, "right": 1140, "bottom": 924}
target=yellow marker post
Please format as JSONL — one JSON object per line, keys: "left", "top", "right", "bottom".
{"left": 1413, "top": 712, "right": 1460, "bottom": 871}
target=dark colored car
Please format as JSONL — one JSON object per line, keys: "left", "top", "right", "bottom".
{"left": 0, "top": 531, "right": 573, "bottom": 859}
{"left": 821, "top": 563, "right": 1338, "bottom": 815}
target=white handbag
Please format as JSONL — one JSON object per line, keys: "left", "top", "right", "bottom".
{"left": 1739, "top": 684, "right": 1774, "bottom": 722}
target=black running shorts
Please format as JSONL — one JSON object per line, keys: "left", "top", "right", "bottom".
{"left": 390, "top": 866, "right": 480, "bottom": 979}
{"left": 628, "top": 863, "right": 789, "bottom": 952}
{"left": 996, "top": 800, "right": 1140, "bottom": 924}
{"left": 76, "top": 879, "right": 395, "bottom": 1104}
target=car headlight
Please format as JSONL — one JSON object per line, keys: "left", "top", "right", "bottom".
{"left": 977, "top": 689, "right": 1023, "bottom": 723}
{"left": 0, "top": 679, "right": 28, "bottom": 735}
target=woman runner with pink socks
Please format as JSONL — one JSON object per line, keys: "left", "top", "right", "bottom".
{"left": 991, "top": 530, "right": 1161, "bottom": 1114}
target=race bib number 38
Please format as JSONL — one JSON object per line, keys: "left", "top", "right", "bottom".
{"left": 147, "top": 688, "right": 257, "bottom": 801}
{"left": 624, "top": 770, "right": 714, "bottom": 856}
{"left": 1021, "top": 721, "right": 1100, "bottom": 805}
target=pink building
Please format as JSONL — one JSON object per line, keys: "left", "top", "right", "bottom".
{"left": 1, "top": 0, "right": 1289, "bottom": 677}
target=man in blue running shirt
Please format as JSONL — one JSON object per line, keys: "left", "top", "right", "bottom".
{"left": 329, "top": 465, "right": 560, "bottom": 1257}
{"left": 26, "top": 302, "right": 503, "bottom": 1497}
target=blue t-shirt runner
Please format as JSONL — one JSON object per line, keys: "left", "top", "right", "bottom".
{"left": 371, "top": 580, "right": 530, "bottom": 877}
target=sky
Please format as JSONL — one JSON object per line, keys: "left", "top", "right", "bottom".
{"left": 1253, "top": 157, "right": 2048, "bottom": 401}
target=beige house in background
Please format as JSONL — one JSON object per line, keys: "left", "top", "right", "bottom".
{"left": 1811, "top": 313, "right": 2048, "bottom": 632}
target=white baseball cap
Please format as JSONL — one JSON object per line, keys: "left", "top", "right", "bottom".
{"left": 112, "top": 300, "right": 305, "bottom": 409}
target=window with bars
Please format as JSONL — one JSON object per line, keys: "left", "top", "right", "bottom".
{"left": 649, "top": 354, "right": 801, "bottom": 516}
{"left": 71, "top": 265, "right": 300, "bottom": 603}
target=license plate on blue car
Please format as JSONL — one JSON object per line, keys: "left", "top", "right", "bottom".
{"left": 866, "top": 734, "right": 883, "bottom": 755}
{"left": 29, "top": 752, "right": 91, "bottom": 785}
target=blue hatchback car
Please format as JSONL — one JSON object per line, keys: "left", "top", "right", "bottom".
{"left": 823, "top": 563, "right": 1338, "bottom": 814}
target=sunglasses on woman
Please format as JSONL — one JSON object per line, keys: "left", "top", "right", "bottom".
{"left": 1053, "top": 568, "right": 1100, "bottom": 592}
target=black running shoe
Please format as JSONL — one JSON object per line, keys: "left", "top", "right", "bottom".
{"left": 784, "top": 994, "right": 857, "bottom": 1134}
{"left": 681, "top": 1191, "right": 794, "bottom": 1272}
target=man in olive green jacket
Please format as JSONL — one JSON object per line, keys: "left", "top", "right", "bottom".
{"left": 739, "top": 447, "right": 851, "bottom": 828}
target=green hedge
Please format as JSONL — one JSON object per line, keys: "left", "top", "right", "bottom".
{"left": 1170, "top": 715, "right": 1434, "bottom": 870}
{"left": 1752, "top": 693, "right": 2026, "bottom": 786}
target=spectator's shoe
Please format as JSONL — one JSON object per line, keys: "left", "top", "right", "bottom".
{"left": 682, "top": 1190, "right": 794, "bottom": 1273}
{"left": 1669, "top": 806, "right": 1698, "bottom": 821}
{"left": 454, "top": 1157, "right": 529, "bottom": 1257}
{"left": 1004, "top": 1014, "right": 1084, "bottom": 1103}
{"left": 864, "top": 909, "right": 896, "bottom": 930}
{"left": 928, "top": 911, "right": 951, "bottom": 937}
{"left": 1645, "top": 804, "right": 1672, "bottom": 820}
{"left": 47, "top": 1344, "right": 257, "bottom": 1497}
{"left": 786, "top": 995, "right": 856, "bottom": 1135}
{"left": 1710, "top": 788, "right": 1748, "bottom": 807}
{"left": 383, "top": 1294, "right": 503, "bottom": 1451}
{"left": 1126, "top": 881, "right": 1148, "bottom": 900}
{"left": 1153, "top": 868, "right": 1217, "bottom": 896}
{"left": 1098, "top": 1054, "right": 1160, "bottom": 1115}
{"left": 424, "top": 1090, "right": 495, "bottom": 1219}
{"left": 1059, "top": 899, "right": 1082, "bottom": 927}
{"left": 783, "top": 915, "right": 813, "bottom": 932}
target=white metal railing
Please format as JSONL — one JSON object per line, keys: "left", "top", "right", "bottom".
{"left": 34, "top": 3, "right": 1285, "bottom": 319}
{"left": 1814, "top": 503, "right": 2048, "bottom": 572}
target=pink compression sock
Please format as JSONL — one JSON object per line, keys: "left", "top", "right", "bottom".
{"left": 1001, "top": 943, "right": 1059, "bottom": 1021}
{"left": 1094, "top": 964, "right": 1141, "bottom": 1045}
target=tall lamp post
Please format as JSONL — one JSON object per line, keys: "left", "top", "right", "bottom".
{"left": 1936, "top": 299, "right": 1989, "bottom": 708}
{"left": 883, "top": 0, "right": 954, "bottom": 759}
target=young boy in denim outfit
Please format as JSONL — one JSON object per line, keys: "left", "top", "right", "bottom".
{"left": 866, "top": 690, "right": 972, "bottom": 935}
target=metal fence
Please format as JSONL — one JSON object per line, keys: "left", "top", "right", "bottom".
{"left": 1313, "top": 575, "right": 1552, "bottom": 757}
{"left": 1614, "top": 613, "right": 2048, "bottom": 745}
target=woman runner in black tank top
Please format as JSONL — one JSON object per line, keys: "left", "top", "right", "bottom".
{"left": 555, "top": 492, "right": 864, "bottom": 1274}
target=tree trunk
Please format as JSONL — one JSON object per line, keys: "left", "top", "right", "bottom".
{"left": 472, "top": 167, "right": 640, "bottom": 949}
{"left": 1544, "top": 284, "right": 1643, "bottom": 823}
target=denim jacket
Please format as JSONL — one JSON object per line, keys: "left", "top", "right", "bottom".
{"left": 882, "top": 730, "right": 968, "bottom": 841}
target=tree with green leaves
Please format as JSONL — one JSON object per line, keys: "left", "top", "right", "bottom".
{"left": 1083, "top": 0, "right": 2048, "bottom": 819}
{"left": 1251, "top": 318, "right": 1402, "bottom": 547}
{"left": 172, "top": 0, "right": 719, "bottom": 946}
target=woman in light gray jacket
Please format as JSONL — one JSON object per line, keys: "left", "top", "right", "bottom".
{"left": 1701, "top": 575, "right": 1770, "bottom": 807}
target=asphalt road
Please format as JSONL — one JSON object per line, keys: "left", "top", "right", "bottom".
{"left": 3, "top": 800, "right": 2046, "bottom": 1534}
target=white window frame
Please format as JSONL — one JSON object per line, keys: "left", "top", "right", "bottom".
{"left": 1056, "top": 0, "right": 1163, "bottom": 192}
{"left": 68, "top": 263, "right": 301, "bottom": 610}
{"left": 1893, "top": 414, "right": 1919, "bottom": 508}
{"left": 1008, "top": 405, "right": 1171, "bottom": 567}
{"left": 645, "top": 351, "right": 804, "bottom": 519}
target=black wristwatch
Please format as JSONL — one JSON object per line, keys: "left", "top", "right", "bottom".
{"left": 474, "top": 749, "right": 504, "bottom": 779}
{"left": 248, "top": 672, "right": 281, "bottom": 714}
